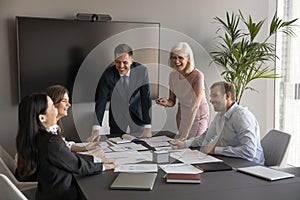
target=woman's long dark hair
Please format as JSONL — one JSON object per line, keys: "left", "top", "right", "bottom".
{"left": 16, "top": 93, "right": 48, "bottom": 180}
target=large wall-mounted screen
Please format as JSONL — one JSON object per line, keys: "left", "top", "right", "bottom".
{"left": 16, "top": 16, "right": 160, "bottom": 103}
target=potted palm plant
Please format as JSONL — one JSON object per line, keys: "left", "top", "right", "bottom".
{"left": 210, "top": 10, "right": 298, "bottom": 104}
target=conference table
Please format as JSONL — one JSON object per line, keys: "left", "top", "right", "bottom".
{"left": 75, "top": 137, "right": 300, "bottom": 200}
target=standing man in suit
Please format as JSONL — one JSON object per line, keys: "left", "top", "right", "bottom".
{"left": 88, "top": 44, "right": 152, "bottom": 140}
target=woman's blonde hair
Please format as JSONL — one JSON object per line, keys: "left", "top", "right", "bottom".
{"left": 170, "top": 42, "right": 195, "bottom": 68}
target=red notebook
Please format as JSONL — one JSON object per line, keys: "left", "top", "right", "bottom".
{"left": 164, "top": 173, "right": 201, "bottom": 183}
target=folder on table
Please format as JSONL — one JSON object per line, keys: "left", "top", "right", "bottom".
{"left": 110, "top": 172, "right": 157, "bottom": 190}
{"left": 237, "top": 165, "right": 295, "bottom": 181}
{"left": 193, "top": 162, "right": 232, "bottom": 172}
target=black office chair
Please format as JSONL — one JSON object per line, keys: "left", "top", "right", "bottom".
{"left": 261, "top": 129, "right": 291, "bottom": 167}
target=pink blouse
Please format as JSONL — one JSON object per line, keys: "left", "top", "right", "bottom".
{"left": 169, "top": 68, "right": 209, "bottom": 138}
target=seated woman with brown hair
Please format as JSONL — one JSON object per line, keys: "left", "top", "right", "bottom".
{"left": 45, "top": 85, "right": 99, "bottom": 152}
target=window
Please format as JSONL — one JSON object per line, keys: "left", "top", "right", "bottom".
{"left": 275, "top": 0, "right": 300, "bottom": 166}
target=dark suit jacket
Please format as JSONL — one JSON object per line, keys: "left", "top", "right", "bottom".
{"left": 95, "top": 62, "right": 151, "bottom": 135}
{"left": 36, "top": 131, "right": 103, "bottom": 200}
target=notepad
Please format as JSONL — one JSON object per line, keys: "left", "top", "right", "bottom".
{"left": 110, "top": 173, "right": 157, "bottom": 190}
{"left": 237, "top": 165, "right": 295, "bottom": 181}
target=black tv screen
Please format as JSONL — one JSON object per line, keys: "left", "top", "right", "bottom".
{"left": 16, "top": 16, "right": 160, "bottom": 103}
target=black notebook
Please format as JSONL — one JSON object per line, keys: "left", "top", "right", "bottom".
{"left": 193, "top": 162, "right": 232, "bottom": 172}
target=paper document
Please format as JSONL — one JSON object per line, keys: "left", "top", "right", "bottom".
{"left": 110, "top": 143, "right": 148, "bottom": 152}
{"left": 114, "top": 157, "right": 147, "bottom": 165}
{"left": 178, "top": 156, "right": 223, "bottom": 164}
{"left": 143, "top": 136, "right": 173, "bottom": 147}
{"left": 170, "top": 149, "right": 223, "bottom": 164}
{"left": 108, "top": 134, "right": 140, "bottom": 144}
{"left": 170, "top": 149, "right": 206, "bottom": 159}
{"left": 143, "top": 135, "right": 173, "bottom": 142}
{"left": 76, "top": 142, "right": 112, "bottom": 153}
{"left": 75, "top": 141, "right": 108, "bottom": 147}
{"left": 108, "top": 137, "right": 131, "bottom": 144}
{"left": 114, "top": 164, "right": 158, "bottom": 173}
{"left": 159, "top": 163, "right": 203, "bottom": 174}
{"left": 105, "top": 151, "right": 140, "bottom": 158}
{"left": 105, "top": 151, "right": 152, "bottom": 165}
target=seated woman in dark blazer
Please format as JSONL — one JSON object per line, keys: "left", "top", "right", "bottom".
{"left": 16, "top": 93, "right": 115, "bottom": 200}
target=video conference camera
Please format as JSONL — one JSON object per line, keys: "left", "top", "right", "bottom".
{"left": 76, "top": 13, "right": 112, "bottom": 22}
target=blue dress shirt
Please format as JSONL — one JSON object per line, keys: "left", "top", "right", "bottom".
{"left": 186, "top": 103, "right": 265, "bottom": 165}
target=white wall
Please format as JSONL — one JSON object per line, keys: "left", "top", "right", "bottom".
{"left": 0, "top": 0, "right": 276, "bottom": 154}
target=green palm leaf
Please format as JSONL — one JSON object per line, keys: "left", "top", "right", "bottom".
{"left": 210, "top": 10, "right": 298, "bottom": 104}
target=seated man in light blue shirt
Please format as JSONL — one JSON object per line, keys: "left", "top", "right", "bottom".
{"left": 172, "top": 81, "right": 265, "bottom": 165}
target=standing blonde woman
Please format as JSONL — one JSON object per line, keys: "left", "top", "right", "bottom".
{"left": 156, "top": 42, "right": 209, "bottom": 140}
